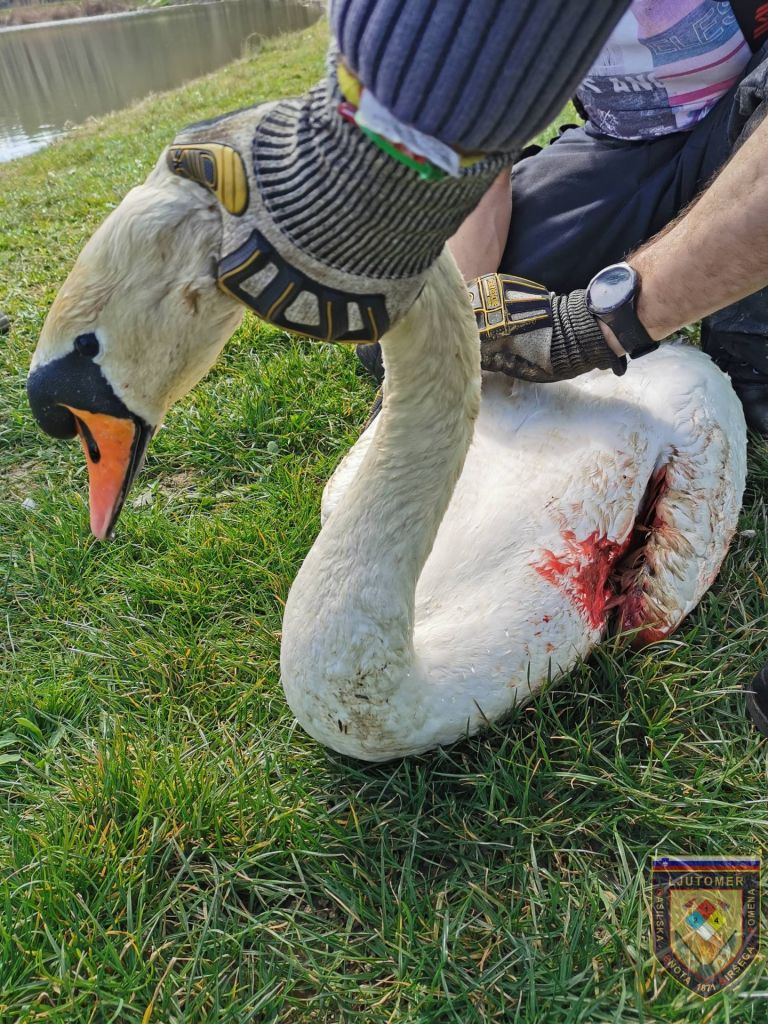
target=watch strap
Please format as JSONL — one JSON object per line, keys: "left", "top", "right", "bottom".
{"left": 601, "top": 302, "right": 659, "bottom": 359}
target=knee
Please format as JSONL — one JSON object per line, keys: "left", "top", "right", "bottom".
{"left": 730, "top": 59, "right": 768, "bottom": 144}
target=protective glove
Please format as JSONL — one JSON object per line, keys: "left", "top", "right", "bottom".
{"left": 470, "top": 273, "right": 627, "bottom": 382}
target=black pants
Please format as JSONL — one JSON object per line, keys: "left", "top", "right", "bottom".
{"left": 499, "top": 46, "right": 768, "bottom": 375}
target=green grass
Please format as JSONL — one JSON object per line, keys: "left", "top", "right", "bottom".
{"left": 2, "top": 18, "right": 768, "bottom": 1023}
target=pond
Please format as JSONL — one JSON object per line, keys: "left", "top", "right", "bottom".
{"left": 0, "top": 0, "right": 324, "bottom": 163}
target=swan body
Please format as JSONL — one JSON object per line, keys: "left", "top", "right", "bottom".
{"left": 281, "top": 251, "right": 747, "bottom": 762}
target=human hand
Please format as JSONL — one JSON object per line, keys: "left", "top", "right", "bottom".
{"left": 470, "top": 273, "right": 626, "bottom": 381}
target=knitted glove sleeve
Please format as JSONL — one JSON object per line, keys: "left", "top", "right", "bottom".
{"left": 550, "top": 291, "right": 626, "bottom": 379}
{"left": 331, "top": 0, "right": 630, "bottom": 153}
{"left": 253, "top": 80, "right": 504, "bottom": 282}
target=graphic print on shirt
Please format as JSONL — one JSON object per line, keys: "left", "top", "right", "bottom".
{"left": 577, "top": 1, "right": 751, "bottom": 139}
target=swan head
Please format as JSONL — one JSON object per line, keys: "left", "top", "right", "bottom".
{"left": 27, "top": 161, "right": 243, "bottom": 539}
{"left": 27, "top": 128, "right": 473, "bottom": 542}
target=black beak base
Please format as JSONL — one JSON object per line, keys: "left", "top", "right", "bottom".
{"left": 27, "top": 349, "right": 134, "bottom": 439}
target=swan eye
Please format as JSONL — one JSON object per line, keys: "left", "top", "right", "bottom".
{"left": 74, "top": 333, "right": 100, "bottom": 358}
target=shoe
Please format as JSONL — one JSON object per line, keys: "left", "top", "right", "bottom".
{"left": 746, "top": 663, "right": 768, "bottom": 737}
{"left": 700, "top": 328, "right": 768, "bottom": 437}
{"left": 356, "top": 342, "right": 385, "bottom": 385}
{"left": 0, "top": 312, "right": 9, "bottom": 335}
{"left": 724, "top": 362, "right": 768, "bottom": 436}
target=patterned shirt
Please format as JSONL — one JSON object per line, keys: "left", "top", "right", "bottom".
{"left": 577, "top": 1, "right": 751, "bottom": 139}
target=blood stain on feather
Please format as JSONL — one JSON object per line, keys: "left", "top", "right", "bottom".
{"left": 532, "top": 467, "right": 671, "bottom": 639}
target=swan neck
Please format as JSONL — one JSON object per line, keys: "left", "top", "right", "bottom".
{"left": 282, "top": 250, "right": 480, "bottom": 695}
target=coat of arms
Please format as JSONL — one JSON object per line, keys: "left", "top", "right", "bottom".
{"left": 652, "top": 856, "right": 760, "bottom": 997}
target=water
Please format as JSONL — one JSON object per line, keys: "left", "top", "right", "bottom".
{"left": 0, "top": 0, "right": 323, "bottom": 163}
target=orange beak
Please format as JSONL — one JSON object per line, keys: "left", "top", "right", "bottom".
{"left": 63, "top": 406, "right": 153, "bottom": 540}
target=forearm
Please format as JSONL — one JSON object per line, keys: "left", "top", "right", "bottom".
{"left": 470, "top": 108, "right": 768, "bottom": 382}
{"left": 631, "top": 115, "right": 768, "bottom": 341}
{"left": 448, "top": 171, "right": 512, "bottom": 280}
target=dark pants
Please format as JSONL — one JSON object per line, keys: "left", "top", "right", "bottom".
{"left": 500, "top": 47, "right": 768, "bottom": 376}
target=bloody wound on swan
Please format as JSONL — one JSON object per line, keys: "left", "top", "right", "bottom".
{"left": 533, "top": 466, "right": 672, "bottom": 646}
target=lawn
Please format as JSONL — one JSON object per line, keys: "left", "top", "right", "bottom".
{"left": 2, "top": 18, "right": 768, "bottom": 1024}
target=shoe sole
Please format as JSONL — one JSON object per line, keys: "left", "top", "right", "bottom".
{"left": 745, "top": 663, "right": 768, "bottom": 737}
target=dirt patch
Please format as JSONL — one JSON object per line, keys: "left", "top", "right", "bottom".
{"left": 2, "top": 459, "right": 46, "bottom": 501}
{"left": 129, "top": 470, "right": 203, "bottom": 510}
{"left": 159, "top": 470, "right": 200, "bottom": 497}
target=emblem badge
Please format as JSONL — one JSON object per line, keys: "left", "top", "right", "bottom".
{"left": 652, "top": 856, "right": 760, "bottom": 997}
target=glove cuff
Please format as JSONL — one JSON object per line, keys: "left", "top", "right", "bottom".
{"left": 551, "top": 291, "right": 627, "bottom": 377}
{"left": 252, "top": 73, "right": 506, "bottom": 281}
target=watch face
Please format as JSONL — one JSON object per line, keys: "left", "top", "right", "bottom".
{"left": 588, "top": 264, "right": 636, "bottom": 315}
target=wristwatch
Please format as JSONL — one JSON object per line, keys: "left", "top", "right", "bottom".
{"left": 585, "top": 262, "right": 659, "bottom": 360}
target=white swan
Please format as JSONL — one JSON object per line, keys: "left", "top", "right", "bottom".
{"left": 27, "top": 165, "right": 747, "bottom": 764}
{"left": 281, "top": 250, "right": 747, "bottom": 761}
